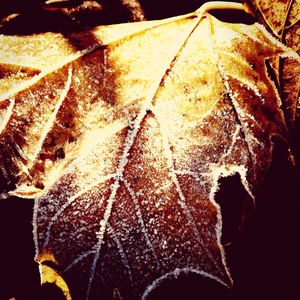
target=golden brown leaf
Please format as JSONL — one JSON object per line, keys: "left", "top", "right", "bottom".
{"left": 0, "top": 2, "right": 295, "bottom": 299}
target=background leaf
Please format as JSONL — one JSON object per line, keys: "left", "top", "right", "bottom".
{"left": 246, "top": 0, "right": 300, "bottom": 165}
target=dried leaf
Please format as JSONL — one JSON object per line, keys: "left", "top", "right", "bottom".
{"left": 120, "top": 0, "right": 145, "bottom": 21}
{"left": 246, "top": 0, "right": 300, "bottom": 127}
{"left": 0, "top": 0, "right": 145, "bottom": 34}
{"left": 0, "top": 3, "right": 294, "bottom": 299}
{"left": 38, "top": 251, "right": 72, "bottom": 300}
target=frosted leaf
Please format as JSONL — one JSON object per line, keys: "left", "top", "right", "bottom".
{"left": 0, "top": 4, "right": 291, "bottom": 300}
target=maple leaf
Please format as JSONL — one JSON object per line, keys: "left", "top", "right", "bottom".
{"left": 0, "top": 1, "right": 297, "bottom": 299}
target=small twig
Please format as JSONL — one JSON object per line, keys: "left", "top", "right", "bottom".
{"left": 0, "top": 13, "right": 20, "bottom": 29}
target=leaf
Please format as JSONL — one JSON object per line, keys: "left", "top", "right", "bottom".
{"left": 0, "top": 2, "right": 294, "bottom": 299}
{"left": 38, "top": 251, "right": 72, "bottom": 300}
{"left": 246, "top": 0, "right": 300, "bottom": 128}
{"left": 0, "top": 0, "right": 145, "bottom": 33}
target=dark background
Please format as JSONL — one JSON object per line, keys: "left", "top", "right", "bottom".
{"left": 0, "top": 1, "right": 299, "bottom": 299}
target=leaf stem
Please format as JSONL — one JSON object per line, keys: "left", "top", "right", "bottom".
{"left": 195, "top": 1, "right": 254, "bottom": 17}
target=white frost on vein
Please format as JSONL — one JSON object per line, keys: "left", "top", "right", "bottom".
{"left": 141, "top": 267, "right": 228, "bottom": 300}
{"left": 219, "top": 125, "right": 241, "bottom": 163}
{"left": 106, "top": 223, "right": 133, "bottom": 283}
{"left": 64, "top": 249, "right": 97, "bottom": 273}
{"left": 238, "top": 79, "right": 265, "bottom": 104}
